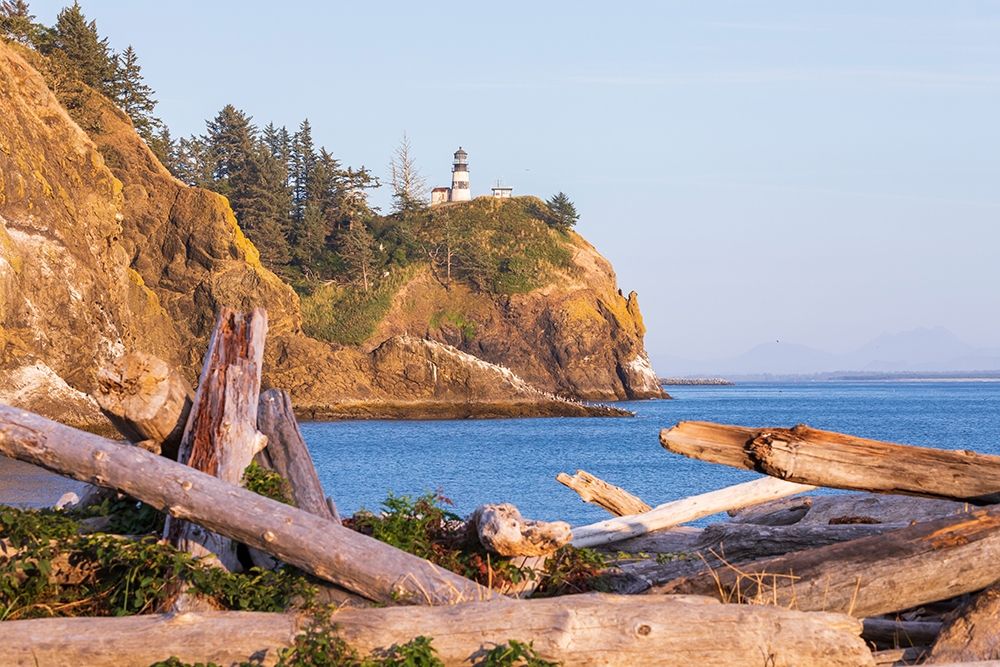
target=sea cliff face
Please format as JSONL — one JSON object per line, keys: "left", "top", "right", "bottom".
{"left": 0, "top": 41, "right": 660, "bottom": 428}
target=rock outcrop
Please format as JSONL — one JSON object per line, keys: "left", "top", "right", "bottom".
{"left": 367, "top": 237, "right": 664, "bottom": 401}
{"left": 0, "top": 40, "right": 659, "bottom": 428}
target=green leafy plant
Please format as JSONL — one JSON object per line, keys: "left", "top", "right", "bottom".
{"left": 481, "top": 640, "right": 559, "bottom": 667}
{"left": 243, "top": 461, "right": 294, "bottom": 505}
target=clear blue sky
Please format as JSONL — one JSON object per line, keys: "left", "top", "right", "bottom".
{"left": 30, "top": 1, "right": 1000, "bottom": 369}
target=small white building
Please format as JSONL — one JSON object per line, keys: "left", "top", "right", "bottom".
{"left": 430, "top": 187, "right": 450, "bottom": 206}
{"left": 491, "top": 185, "right": 513, "bottom": 199}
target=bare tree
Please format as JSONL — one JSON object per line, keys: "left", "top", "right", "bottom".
{"left": 389, "top": 132, "right": 427, "bottom": 214}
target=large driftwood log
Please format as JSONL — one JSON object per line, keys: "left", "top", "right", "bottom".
{"left": 0, "top": 405, "right": 494, "bottom": 605}
{"left": 927, "top": 583, "right": 1000, "bottom": 663}
{"left": 164, "top": 309, "right": 269, "bottom": 574}
{"left": 658, "top": 506, "right": 1000, "bottom": 618}
{"left": 0, "top": 594, "right": 875, "bottom": 667}
{"left": 660, "top": 421, "right": 1000, "bottom": 504}
{"left": 571, "top": 476, "right": 815, "bottom": 548}
{"left": 94, "top": 351, "right": 193, "bottom": 459}
{"left": 863, "top": 618, "right": 942, "bottom": 650}
{"left": 469, "top": 503, "right": 571, "bottom": 557}
{"left": 255, "top": 388, "right": 336, "bottom": 521}
{"left": 607, "top": 523, "right": 902, "bottom": 592}
{"left": 556, "top": 469, "right": 651, "bottom": 516}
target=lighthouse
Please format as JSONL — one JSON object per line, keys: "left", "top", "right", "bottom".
{"left": 450, "top": 147, "right": 471, "bottom": 202}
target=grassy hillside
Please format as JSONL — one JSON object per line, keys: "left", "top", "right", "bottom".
{"left": 302, "top": 197, "right": 579, "bottom": 345}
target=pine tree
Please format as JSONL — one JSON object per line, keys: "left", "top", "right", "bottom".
{"left": 338, "top": 223, "right": 377, "bottom": 292}
{"left": 173, "top": 135, "right": 212, "bottom": 187}
{"left": 290, "top": 119, "right": 317, "bottom": 223}
{"left": 544, "top": 192, "right": 580, "bottom": 231}
{"left": 203, "top": 104, "right": 256, "bottom": 199}
{"left": 236, "top": 145, "right": 292, "bottom": 267}
{"left": 51, "top": 1, "right": 115, "bottom": 94}
{"left": 0, "top": 0, "right": 39, "bottom": 45}
{"left": 113, "top": 45, "right": 160, "bottom": 141}
{"left": 147, "top": 126, "right": 177, "bottom": 173}
{"left": 389, "top": 132, "right": 426, "bottom": 214}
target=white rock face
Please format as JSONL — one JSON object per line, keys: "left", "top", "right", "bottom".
{"left": 623, "top": 353, "right": 662, "bottom": 395}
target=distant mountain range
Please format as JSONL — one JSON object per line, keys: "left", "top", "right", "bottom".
{"left": 656, "top": 327, "right": 1000, "bottom": 377}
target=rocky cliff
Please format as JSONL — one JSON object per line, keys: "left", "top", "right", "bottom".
{"left": 0, "top": 40, "right": 660, "bottom": 429}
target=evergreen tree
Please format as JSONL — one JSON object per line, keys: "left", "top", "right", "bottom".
{"left": 113, "top": 45, "right": 159, "bottom": 141}
{"left": 147, "top": 126, "right": 177, "bottom": 172}
{"left": 337, "top": 223, "right": 377, "bottom": 292}
{"left": 0, "top": 0, "right": 39, "bottom": 45}
{"left": 235, "top": 145, "right": 292, "bottom": 267}
{"left": 290, "top": 119, "right": 317, "bottom": 223}
{"left": 173, "top": 135, "right": 212, "bottom": 187}
{"left": 51, "top": 1, "right": 115, "bottom": 94}
{"left": 292, "top": 203, "right": 328, "bottom": 269}
{"left": 389, "top": 132, "right": 426, "bottom": 214}
{"left": 544, "top": 192, "right": 579, "bottom": 231}
{"left": 203, "top": 104, "right": 256, "bottom": 199}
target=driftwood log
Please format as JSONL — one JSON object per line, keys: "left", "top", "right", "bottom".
{"left": 863, "top": 618, "right": 942, "bottom": 650}
{"left": 94, "top": 351, "right": 193, "bottom": 459}
{"left": 658, "top": 506, "right": 1000, "bottom": 617}
{"left": 927, "top": 583, "right": 1000, "bottom": 663}
{"left": 571, "top": 476, "right": 815, "bottom": 548}
{"left": 164, "top": 309, "right": 269, "bottom": 574}
{"left": 660, "top": 421, "right": 1000, "bottom": 504}
{"left": 469, "top": 503, "right": 571, "bottom": 557}
{"left": 255, "top": 388, "right": 336, "bottom": 521}
{"left": 0, "top": 594, "right": 875, "bottom": 667}
{"left": 556, "top": 470, "right": 651, "bottom": 516}
{"left": 0, "top": 405, "right": 494, "bottom": 605}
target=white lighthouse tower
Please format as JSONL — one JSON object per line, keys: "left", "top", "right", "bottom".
{"left": 450, "top": 147, "right": 471, "bottom": 202}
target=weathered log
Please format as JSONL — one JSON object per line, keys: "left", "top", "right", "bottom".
{"left": 696, "top": 521, "right": 904, "bottom": 563}
{"left": 0, "top": 594, "right": 875, "bottom": 667}
{"left": 571, "top": 476, "right": 815, "bottom": 548}
{"left": 93, "top": 351, "right": 193, "bottom": 459}
{"left": 608, "top": 523, "right": 901, "bottom": 592}
{"left": 556, "top": 469, "right": 651, "bottom": 516}
{"left": 164, "top": 308, "right": 269, "bottom": 575}
{"left": 928, "top": 583, "right": 1000, "bottom": 663}
{"left": 658, "top": 506, "right": 1000, "bottom": 618}
{"left": 798, "top": 494, "right": 973, "bottom": 526}
{"left": 863, "top": 618, "right": 942, "bottom": 649}
{"left": 469, "top": 503, "right": 571, "bottom": 557}
{"left": 254, "top": 388, "right": 335, "bottom": 521}
{"left": 660, "top": 421, "right": 1000, "bottom": 504}
{"left": 0, "top": 405, "right": 494, "bottom": 604}
{"left": 728, "top": 495, "right": 814, "bottom": 525}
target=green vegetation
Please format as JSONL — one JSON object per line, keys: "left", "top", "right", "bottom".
{"left": 301, "top": 265, "right": 416, "bottom": 345}
{"left": 0, "top": 505, "right": 315, "bottom": 620}
{"left": 348, "top": 492, "right": 604, "bottom": 595}
{"left": 242, "top": 461, "right": 294, "bottom": 506}
{"left": 543, "top": 193, "right": 579, "bottom": 232}
{"left": 430, "top": 309, "right": 477, "bottom": 343}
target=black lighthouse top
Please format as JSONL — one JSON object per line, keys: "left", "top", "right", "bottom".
{"left": 453, "top": 147, "right": 468, "bottom": 171}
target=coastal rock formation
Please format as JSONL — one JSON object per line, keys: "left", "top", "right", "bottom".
{"left": 0, "top": 40, "right": 659, "bottom": 428}
{"left": 368, "top": 239, "right": 665, "bottom": 401}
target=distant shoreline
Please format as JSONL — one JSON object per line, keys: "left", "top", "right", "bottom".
{"left": 659, "top": 377, "right": 735, "bottom": 386}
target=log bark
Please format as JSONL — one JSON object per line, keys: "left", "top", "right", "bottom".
{"left": 0, "top": 594, "right": 875, "bottom": 667}
{"left": 872, "top": 646, "right": 929, "bottom": 666}
{"left": 660, "top": 421, "right": 1000, "bottom": 504}
{"left": 571, "top": 476, "right": 815, "bottom": 548}
{"left": 863, "top": 618, "right": 942, "bottom": 650}
{"left": 556, "top": 469, "right": 651, "bottom": 516}
{"left": 657, "top": 506, "right": 1000, "bottom": 618}
{"left": 0, "top": 405, "right": 494, "bottom": 605}
{"left": 470, "top": 503, "right": 571, "bottom": 557}
{"left": 254, "top": 388, "right": 335, "bottom": 521}
{"left": 164, "top": 308, "right": 269, "bottom": 574}
{"left": 728, "top": 495, "right": 814, "bottom": 526}
{"left": 93, "top": 351, "right": 193, "bottom": 459}
{"left": 928, "top": 583, "right": 1000, "bottom": 663}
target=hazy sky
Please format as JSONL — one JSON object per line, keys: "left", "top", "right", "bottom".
{"left": 30, "top": 1, "right": 1000, "bottom": 369}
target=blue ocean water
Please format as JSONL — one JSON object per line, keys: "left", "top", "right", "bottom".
{"left": 302, "top": 382, "right": 1000, "bottom": 526}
